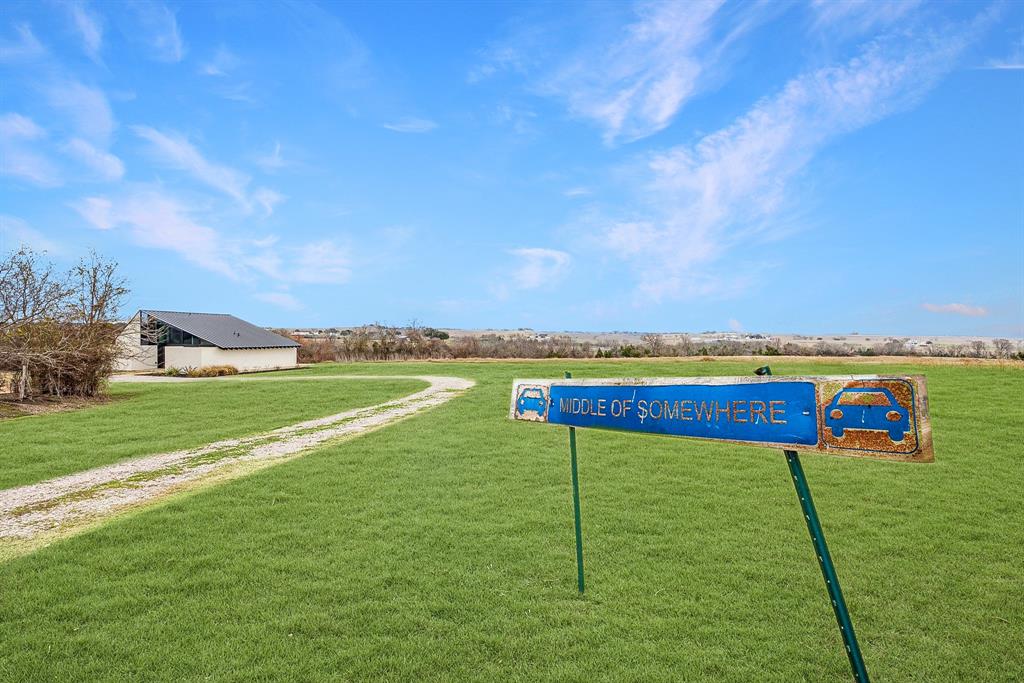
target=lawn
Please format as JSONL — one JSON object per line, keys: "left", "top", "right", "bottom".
{"left": 1, "top": 359, "right": 1021, "bottom": 681}
{"left": 0, "top": 377, "right": 427, "bottom": 490}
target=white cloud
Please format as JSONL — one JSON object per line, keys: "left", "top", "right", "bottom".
{"left": 255, "top": 141, "right": 289, "bottom": 172}
{"left": 74, "top": 191, "right": 237, "bottom": 279}
{"left": 981, "top": 34, "right": 1024, "bottom": 70}
{"left": 0, "top": 215, "right": 63, "bottom": 254}
{"left": 291, "top": 241, "right": 351, "bottom": 284}
{"left": 133, "top": 126, "right": 282, "bottom": 213}
{"left": 810, "top": 0, "right": 921, "bottom": 34}
{"left": 541, "top": 1, "right": 725, "bottom": 144}
{"left": 597, "top": 14, "right": 994, "bottom": 301}
{"left": 62, "top": 138, "right": 124, "bottom": 180}
{"left": 468, "top": 43, "right": 530, "bottom": 83}
{"left": 563, "top": 187, "right": 592, "bottom": 198}
{"left": 0, "top": 113, "right": 45, "bottom": 140}
{"left": 199, "top": 45, "right": 240, "bottom": 76}
{"left": 0, "top": 23, "right": 45, "bottom": 63}
{"left": 45, "top": 80, "right": 115, "bottom": 145}
{"left": 252, "top": 188, "right": 285, "bottom": 216}
{"left": 132, "top": 1, "right": 185, "bottom": 63}
{"left": 382, "top": 117, "right": 438, "bottom": 133}
{"left": 728, "top": 318, "right": 743, "bottom": 332}
{"left": 922, "top": 303, "right": 988, "bottom": 317}
{"left": 73, "top": 196, "right": 113, "bottom": 229}
{"left": 509, "top": 247, "right": 570, "bottom": 290}
{"left": 493, "top": 103, "right": 537, "bottom": 135}
{"left": 67, "top": 2, "right": 103, "bottom": 61}
{"left": 255, "top": 291, "right": 304, "bottom": 311}
{"left": 73, "top": 189, "right": 352, "bottom": 288}
{"left": 0, "top": 115, "right": 60, "bottom": 186}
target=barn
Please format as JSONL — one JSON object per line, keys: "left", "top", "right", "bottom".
{"left": 114, "top": 310, "right": 299, "bottom": 372}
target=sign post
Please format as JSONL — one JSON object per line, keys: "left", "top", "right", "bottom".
{"left": 757, "top": 366, "right": 869, "bottom": 683}
{"left": 509, "top": 369, "right": 934, "bottom": 681}
{"left": 565, "top": 371, "right": 585, "bottom": 594}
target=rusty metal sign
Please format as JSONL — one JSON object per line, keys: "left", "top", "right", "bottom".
{"left": 510, "top": 375, "right": 933, "bottom": 462}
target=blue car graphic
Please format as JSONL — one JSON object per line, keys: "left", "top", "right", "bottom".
{"left": 517, "top": 387, "right": 548, "bottom": 418}
{"left": 825, "top": 387, "right": 910, "bottom": 442}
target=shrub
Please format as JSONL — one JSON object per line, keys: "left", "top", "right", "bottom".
{"left": 185, "top": 365, "right": 238, "bottom": 377}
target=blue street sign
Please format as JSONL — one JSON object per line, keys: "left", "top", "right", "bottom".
{"left": 510, "top": 375, "right": 934, "bottom": 461}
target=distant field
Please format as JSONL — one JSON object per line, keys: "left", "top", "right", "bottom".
{"left": 0, "top": 378, "right": 426, "bottom": 490}
{"left": 1, "top": 359, "right": 1021, "bottom": 680}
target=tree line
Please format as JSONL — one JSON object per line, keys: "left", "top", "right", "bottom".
{"left": 1, "top": 248, "right": 127, "bottom": 400}
{"left": 290, "top": 327, "right": 1022, "bottom": 362}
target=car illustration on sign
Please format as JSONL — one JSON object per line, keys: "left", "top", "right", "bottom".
{"left": 516, "top": 387, "right": 548, "bottom": 419}
{"left": 824, "top": 387, "right": 910, "bottom": 442}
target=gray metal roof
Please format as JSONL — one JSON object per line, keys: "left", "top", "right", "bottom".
{"left": 142, "top": 310, "right": 300, "bottom": 349}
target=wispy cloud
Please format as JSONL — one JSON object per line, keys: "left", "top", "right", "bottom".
{"left": 74, "top": 187, "right": 348, "bottom": 288}
{"left": 541, "top": 1, "right": 724, "bottom": 144}
{"left": 468, "top": 43, "right": 531, "bottom": 83}
{"left": 563, "top": 186, "right": 591, "bottom": 198}
{"left": 0, "top": 23, "right": 45, "bottom": 63}
{"left": 254, "top": 141, "right": 290, "bottom": 172}
{"left": 132, "top": 126, "right": 281, "bottom": 214}
{"left": 509, "top": 247, "right": 570, "bottom": 289}
{"left": 61, "top": 138, "right": 124, "bottom": 180}
{"left": 810, "top": 0, "right": 922, "bottom": 34}
{"left": 290, "top": 241, "right": 351, "bottom": 284}
{"left": 493, "top": 103, "right": 537, "bottom": 135}
{"left": 252, "top": 188, "right": 285, "bottom": 215}
{"left": 382, "top": 117, "right": 438, "bottom": 133}
{"left": 0, "top": 113, "right": 60, "bottom": 186}
{"left": 0, "top": 215, "right": 63, "bottom": 254}
{"left": 596, "top": 11, "right": 996, "bottom": 301}
{"left": 255, "top": 291, "right": 304, "bottom": 311}
{"left": 131, "top": 1, "right": 185, "bottom": 63}
{"left": 199, "top": 44, "right": 240, "bottom": 76}
{"left": 922, "top": 302, "right": 988, "bottom": 317}
{"left": 980, "top": 34, "right": 1024, "bottom": 70}
{"left": 66, "top": 2, "right": 104, "bottom": 61}
{"left": 45, "top": 80, "right": 115, "bottom": 145}
{"left": 0, "top": 113, "right": 45, "bottom": 140}
{"left": 728, "top": 318, "right": 743, "bottom": 332}
{"left": 74, "top": 191, "right": 237, "bottom": 279}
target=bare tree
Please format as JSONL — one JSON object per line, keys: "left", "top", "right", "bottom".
{"left": 641, "top": 333, "right": 665, "bottom": 357}
{"left": 0, "top": 248, "right": 127, "bottom": 400}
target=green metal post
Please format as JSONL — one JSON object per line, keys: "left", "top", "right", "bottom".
{"left": 785, "top": 450, "right": 869, "bottom": 683}
{"left": 756, "top": 366, "right": 869, "bottom": 682}
{"left": 565, "top": 371, "right": 585, "bottom": 594}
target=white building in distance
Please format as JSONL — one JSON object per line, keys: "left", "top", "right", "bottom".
{"left": 115, "top": 310, "right": 299, "bottom": 372}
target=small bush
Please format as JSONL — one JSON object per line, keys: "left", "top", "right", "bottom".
{"left": 185, "top": 365, "right": 238, "bottom": 377}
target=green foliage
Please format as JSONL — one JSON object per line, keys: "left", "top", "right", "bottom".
{"left": 0, "top": 359, "right": 1021, "bottom": 680}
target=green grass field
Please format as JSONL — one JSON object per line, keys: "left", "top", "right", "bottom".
{"left": 0, "top": 378, "right": 427, "bottom": 490}
{"left": 1, "top": 359, "right": 1022, "bottom": 680}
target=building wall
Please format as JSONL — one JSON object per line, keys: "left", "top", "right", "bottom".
{"left": 164, "top": 346, "right": 297, "bottom": 371}
{"left": 113, "top": 313, "right": 157, "bottom": 371}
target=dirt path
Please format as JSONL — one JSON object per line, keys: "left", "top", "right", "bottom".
{"left": 0, "top": 374, "right": 474, "bottom": 559}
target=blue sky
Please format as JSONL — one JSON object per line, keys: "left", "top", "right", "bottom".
{"left": 1, "top": 1, "right": 1021, "bottom": 336}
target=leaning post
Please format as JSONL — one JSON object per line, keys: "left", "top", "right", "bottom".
{"left": 755, "top": 365, "right": 870, "bottom": 683}
{"left": 565, "top": 370, "right": 585, "bottom": 594}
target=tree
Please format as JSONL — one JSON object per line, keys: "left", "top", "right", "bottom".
{"left": 992, "top": 339, "right": 1013, "bottom": 359}
{"left": 0, "top": 248, "right": 127, "bottom": 400}
{"left": 641, "top": 333, "right": 665, "bottom": 357}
